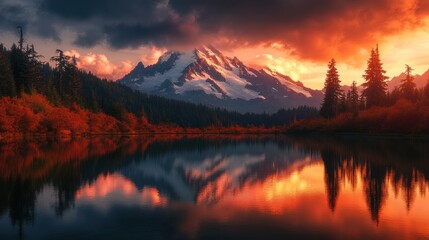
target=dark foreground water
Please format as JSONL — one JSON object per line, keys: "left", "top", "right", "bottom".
{"left": 1, "top": 135, "right": 429, "bottom": 239}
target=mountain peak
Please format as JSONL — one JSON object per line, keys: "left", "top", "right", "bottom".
{"left": 196, "top": 45, "right": 222, "bottom": 55}
{"left": 119, "top": 46, "right": 323, "bottom": 113}
{"left": 136, "top": 61, "right": 145, "bottom": 69}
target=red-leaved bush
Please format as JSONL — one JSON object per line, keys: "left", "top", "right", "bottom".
{"left": 0, "top": 94, "right": 152, "bottom": 135}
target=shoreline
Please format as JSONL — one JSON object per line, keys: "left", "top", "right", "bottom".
{"left": 2, "top": 130, "right": 429, "bottom": 143}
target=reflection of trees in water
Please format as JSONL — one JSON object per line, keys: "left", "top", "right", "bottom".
{"left": 8, "top": 179, "right": 36, "bottom": 239}
{"left": 0, "top": 137, "right": 148, "bottom": 238}
{"left": 0, "top": 135, "right": 288, "bottom": 234}
{"left": 321, "top": 149, "right": 341, "bottom": 212}
{"left": 297, "top": 136, "right": 429, "bottom": 223}
{"left": 0, "top": 135, "right": 429, "bottom": 232}
{"left": 363, "top": 164, "right": 388, "bottom": 223}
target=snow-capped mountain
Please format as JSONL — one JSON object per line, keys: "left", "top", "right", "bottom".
{"left": 120, "top": 139, "right": 315, "bottom": 203}
{"left": 119, "top": 46, "right": 323, "bottom": 113}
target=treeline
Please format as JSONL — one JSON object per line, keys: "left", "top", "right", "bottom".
{"left": 290, "top": 45, "right": 429, "bottom": 134}
{"left": 78, "top": 70, "right": 318, "bottom": 128}
{"left": 0, "top": 38, "right": 318, "bottom": 134}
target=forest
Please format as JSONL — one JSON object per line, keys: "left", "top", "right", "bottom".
{"left": 0, "top": 36, "right": 318, "bottom": 136}
{"left": 2, "top": 32, "right": 429, "bottom": 136}
{"left": 288, "top": 46, "right": 429, "bottom": 134}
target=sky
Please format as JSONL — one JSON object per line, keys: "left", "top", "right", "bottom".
{"left": 1, "top": 0, "right": 429, "bottom": 89}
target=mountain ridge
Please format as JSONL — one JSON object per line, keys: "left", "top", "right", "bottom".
{"left": 388, "top": 69, "right": 429, "bottom": 91}
{"left": 119, "top": 46, "right": 324, "bottom": 113}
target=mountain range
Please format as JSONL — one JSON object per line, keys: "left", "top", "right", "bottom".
{"left": 341, "top": 69, "right": 429, "bottom": 93}
{"left": 119, "top": 45, "right": 429, "bottom": 113}
{"left": 388, "top": 69, "right": 429, "bottom": 91}
{"left": 119, "top": 46, "right": 324, "bottom": 113}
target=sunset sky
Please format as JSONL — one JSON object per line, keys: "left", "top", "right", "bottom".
{"left": 1, "top": 0, "right": 429, "bottom": 89}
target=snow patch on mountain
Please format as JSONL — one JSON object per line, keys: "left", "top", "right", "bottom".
{"left": 158, "top": 52, "right": 173, "bottom": 63}
{"left": 138, "top": 51, "right": 196, "bottom": 91}
{"left": 262, "top": 68, "right": 312, "bottom": 98}
{"left": 119, "top": 45, "right": 324, "bottom": 113}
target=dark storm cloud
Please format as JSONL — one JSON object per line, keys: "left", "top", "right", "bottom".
{"left": 0, "top": 4, "right": 29, "bottom": 32}
{"left": 36, "top": 0, "right": 199, "bottom": 48}
{"left": 40, "top": 0, "right": 169, "bottom": 22}
{"left": 73, "top": 30, "right": 104, "bottom": 47}
{"left": 1, "top": 0, "right": 429, "bottom": 61}
{"left": 103, "top": 20, "right": 197, "bottom": 49}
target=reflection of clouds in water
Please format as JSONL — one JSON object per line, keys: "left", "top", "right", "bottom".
{"left": 119, "top": 142, "right": 319, "bottom": 206}
{"left": 215, "top": 162, "right": 325, "bottom": 214}
{"left": 2, "top": 137, "right": 429, "bottom": 239}
{"left": 75, "top": 173, "right": 168, "bottom": 209}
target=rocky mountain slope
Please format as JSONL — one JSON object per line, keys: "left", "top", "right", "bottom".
{"left": 119, "top": 46, "right": 323, "bottom": 113}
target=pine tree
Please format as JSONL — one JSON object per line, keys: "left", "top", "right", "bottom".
{"left": 0, "top": 44, "right": 16, "bottom": 97}
{"left": 348, "top": 81, "right": 359, "bottom": 117}
{"left": 386, "top": 87, "right": 401, "bottom": 105}
{"left": 9, "top": 44, "right": 31, "bottom": 94}
{"left": 320, "top": 59, "right": 342, "bottom": 118}
{"left": 25, "top": 44, "right": 44, "bottom": 93}
{"left": 362, "top": 45, "right": 389, "bottom": 108}
{"left": 399, "top": 64, "right": 416, "bottom": 101}
{"left": 17, "top": 26, "right": 24, "bottom": 51}
{"left": 423, "top": 81, "right": 429, "bottom": 106}
{"left": 63, "top": 55, "right": 81, "bottom": 105}
{"left": 338, "top": 91, "right": 347, "bottom": 113}
{"left": 51, "top": 49, "right": 70, "bottom": 102}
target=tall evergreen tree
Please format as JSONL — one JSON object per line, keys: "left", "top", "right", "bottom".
{"left": 9, "top": 44, "right": 30, "bottom": 94}
{"left": 17, "top": 26, "right": 24, "bottom": 51}
{"left": 51, "top": 49, "right": 70, "bottom": 101}
{"left": 320, "top": 59, "right": 342, "bottom": 118}
{"left": 0, "top": 44, "right": 16, "bottom": 97}
{"left": 63, "top": 55, "right": 81, "bottom": 104}
{"left": 423, "top": 81, "right": 429, "bottom": 106}
{"left": 399, "top": 64, "right": 416, "bottom": 101}
{"left": 362, "top": 45, "right": 389, "bottom": 108}
{"left": 25, "top": 44, "right": 44, "bottom": 93}
{"left": 348, "top": 81, "right": 359, "bottom": 117}
{"left": 338, "top": 91, "right": 347, "bottom": 113}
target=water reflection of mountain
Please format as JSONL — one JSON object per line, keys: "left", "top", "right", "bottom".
{"left": 121, "top": 138, "right": 314, "bottom": 203}
{"left": 1, "top": 135, "right": 429, "bottom": 236}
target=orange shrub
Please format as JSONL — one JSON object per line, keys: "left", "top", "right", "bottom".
{"left": 88, "top": 112, "right": 120, "bottom": 133}
{"left": 41, "top": 106, "right": 89, "bottom": 134}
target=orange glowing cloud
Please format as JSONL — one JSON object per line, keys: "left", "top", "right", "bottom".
{"left": 180, "top": 162, "right": 429, "bottom": 239}
{"left": 251, "top": 53, "right": 309, "bottom": 81}
{"left": 76, "top": 173, "right": 168, "bottom": 206}
{"left": 76, "top": 173, "right": 136, "bottom": 200}
{"left": 140, "top": 46, "right": 167, "bottom": 66}
{"left": 65, "top": 50, "right": 133, "bottom": 80}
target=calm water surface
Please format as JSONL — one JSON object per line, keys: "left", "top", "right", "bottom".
{"left": 1, "top": 135, "right": 429, "bottom": 239}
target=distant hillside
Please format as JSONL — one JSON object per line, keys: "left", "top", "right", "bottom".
{"left": 388, "top": 69, "right": 429, "bottom": 91}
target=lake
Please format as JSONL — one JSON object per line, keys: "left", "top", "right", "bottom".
{"left": 0, "top": 135, "right": 428, "bottom": 239}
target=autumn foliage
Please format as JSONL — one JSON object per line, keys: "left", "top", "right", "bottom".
{"left": 0, "top": 93, "right": 153, "bottom": 135}
{"left": 288, "top": 99, "right": 429, "bottom": 134}
{"left": 0, "top": 94, "right": 282, "bottom": 136}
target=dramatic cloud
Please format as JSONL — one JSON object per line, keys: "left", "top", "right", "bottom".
{"left": 167, "top": 0, "right": 429, "bottom": 62}
{"left": 65, "top": 50, "right": 133, "bottom": 80}
{"left": 251, "top": 54, "right": 310, "bottom": 81}
{"left": 1, "top": 0, "right": 428, "bottom": 63}
{"left": 140, "top": 46, "right": 167, "bottom": 66}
